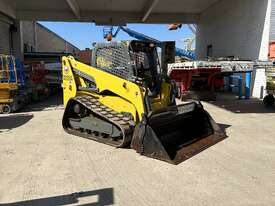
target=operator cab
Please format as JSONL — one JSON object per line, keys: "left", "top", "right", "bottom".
{"left": 129, "top": 40, "right": 161, "bottom": 96}
{"left": 92, "top": 40, "right": 162, "bottom": 97}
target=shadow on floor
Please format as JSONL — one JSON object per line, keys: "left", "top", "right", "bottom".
{"left": 21, "top": 94, "right": 63, "bottom": 112}
{"left": 0, "top": 114, "right": 33, "bottom": 132}
{"left": 207, "top": 93, "right": 275, "bottom": 114}
{"left": 1, "top": 188, "right": 114, "bottom": 206}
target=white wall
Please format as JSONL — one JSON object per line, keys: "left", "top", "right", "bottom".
{"left": 269, "top": 0, "right": 275, "bottom": 41}
{"left": 196, "top": 0, "right": 271, "bottom": 98}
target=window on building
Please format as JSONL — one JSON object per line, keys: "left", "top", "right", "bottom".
{"left": 24, "top": 43, "right": 28, "bottom": 52}
{"left": 207, "top": 44, "right": 213, "bottom": 58}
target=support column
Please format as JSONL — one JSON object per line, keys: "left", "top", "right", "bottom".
{"left": 252, "top": 0, "right": 271, "bottom": 98}
{"left": 11, "top": 20, "right": 24, "bottom": 60}
{"left": 34, "top": 21, "right": 37, "bottom": 52}
{"left": 238, "top": 76, "right": 243, "bottom": 100}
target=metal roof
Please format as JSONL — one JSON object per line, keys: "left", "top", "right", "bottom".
{"left": 0, "top": 0, "right": 220, "bottom": 24}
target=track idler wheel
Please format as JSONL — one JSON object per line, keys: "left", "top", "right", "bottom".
{"left": 73, "top": 103, "right": 88, "bottom": 117}
{"left": 1, "top": 104, "right": 11, "bottom": 114}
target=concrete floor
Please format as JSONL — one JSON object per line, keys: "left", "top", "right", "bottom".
{"left": 1, "top": 95, "right": 275, "bottom": 206}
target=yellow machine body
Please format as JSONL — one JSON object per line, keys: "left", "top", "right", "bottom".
{"left": 63, "top": 56, "right": 172, "bottom": 122}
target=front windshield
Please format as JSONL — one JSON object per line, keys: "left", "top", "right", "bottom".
{"left": 129, "top": 41, "right": 160, "bottom": 77}
{"left": 129, "top": 41, "right": 161, "bottom": 96}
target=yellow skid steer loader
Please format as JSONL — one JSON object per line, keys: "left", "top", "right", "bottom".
{"left": 62, "top": 40, "right": 226, "bottom": 164}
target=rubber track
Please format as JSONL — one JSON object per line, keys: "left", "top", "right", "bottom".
{"left": 63, "top": 95, "right": 135, "bottom": 147}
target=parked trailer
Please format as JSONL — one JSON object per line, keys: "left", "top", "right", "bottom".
{"left": 24, "top": 61, "right": 62, "bottom": 101}
{"left": 168, "top": 60, "right": 271, "bottom": 101}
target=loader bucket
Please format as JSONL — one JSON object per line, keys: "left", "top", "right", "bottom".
{"left": 131, "top": 102, "right": 226, "bottom": 164}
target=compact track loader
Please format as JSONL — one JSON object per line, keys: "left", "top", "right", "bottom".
{"left": 62, "top": 40, "right": 226, "bottom": 164}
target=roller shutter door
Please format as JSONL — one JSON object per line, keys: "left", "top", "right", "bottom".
{"left": 0, "top": 21, "right": 11, "bottom": 54}
{"left": 270, "top": 0, "right": 275, "bottom": 41}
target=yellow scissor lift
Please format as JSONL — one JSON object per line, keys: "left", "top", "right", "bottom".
{"left": 0, "top": 55, "right": 26, "bottom": 114}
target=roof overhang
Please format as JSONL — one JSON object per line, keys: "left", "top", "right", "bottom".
{"left": 0, "top": 0, "right": 220, "bottom": 24}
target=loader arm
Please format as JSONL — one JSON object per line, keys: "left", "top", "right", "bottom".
{"left": 62, "top": 56, "right": 146, "bottom": 121}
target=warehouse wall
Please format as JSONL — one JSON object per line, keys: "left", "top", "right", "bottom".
{"left": 36, "top": 23, "right": 79, "bottom": 54}
{"left": 0, "top": 16, "right": 23, "bottom": 59}
{"left": 196, "top": 0, "right": 271, "bottom": 98}
{"left": 196, "top": 0, "right": 270, "bottom": 60}
{"left": 22, "top": 21, "right": 36, "bottom": 51}
{"left": 22, "top": 21, "right": 79, "bottom": 54}
{"left": 0, "top": 21, "right": 11, "bottom": 54}
{"left": 12, "top": 20, "right": 24, "bottom": 60}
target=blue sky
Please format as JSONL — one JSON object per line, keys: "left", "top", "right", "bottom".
{"left": 39, "top": 22, "right": 193, "bottom": 50}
